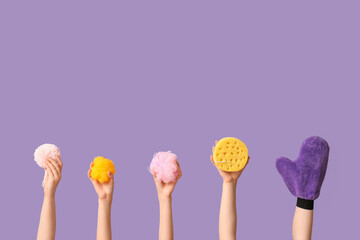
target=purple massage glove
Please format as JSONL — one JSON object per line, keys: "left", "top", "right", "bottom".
{"left": 276, "top": 136, "right": 330, "bottom": 200}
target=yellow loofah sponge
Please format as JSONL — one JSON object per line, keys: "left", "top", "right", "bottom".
{"left": 90, "top": 156, "right": 116, "bottom": 183}
{"left": 213, "top": 137, "right": 248, "bottom": 172}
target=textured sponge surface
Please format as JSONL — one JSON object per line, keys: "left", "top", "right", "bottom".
{"left": 34, "top": 143, "right": 61, "bottom": 168}
{"left": 213, "top": 137, "right": 248, "bottom": 172}
{"left": 90, "top": 156, "right": 116, "bottom": 183}
{"left": 150, "top": 151, "right": 181, "bottom": 183}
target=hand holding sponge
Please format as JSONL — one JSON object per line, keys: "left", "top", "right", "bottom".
{"left": 89, "top": 156, "right": 116, "bottom": 183}
{"left": 34, "top": 143, "right": 61, "bottom": 187}
{"left": 150, "top": 151, "right": 181, "bottom": 183}
{"left": 212, "top": 137, "right": 249, "bottom": 172}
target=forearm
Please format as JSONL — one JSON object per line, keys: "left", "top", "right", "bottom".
{"left": 292, "top": 207, "right": 313, "bottom": 240}
{"left": 37, "top": 196, "right": 56, "bottom": 240}
{"left": 97, "top": 198, "right": 112, "bottom": 240}
{"left": 219, "top": 181, "right": 237, "bottom": 240}
{"left": 158, "top": 196, "right": 173, "bottom": 240}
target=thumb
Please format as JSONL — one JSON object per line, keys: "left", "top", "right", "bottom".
{"left": 108, "top": 171, "right": 114, "bottom": 181}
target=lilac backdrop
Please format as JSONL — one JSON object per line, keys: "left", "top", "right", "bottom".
{"left": 1, "top": 0, "right": 359, "bottom": 239}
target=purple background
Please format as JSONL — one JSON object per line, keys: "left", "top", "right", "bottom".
{"left": 1, "top": 0, "right": 359, "bottom": 239}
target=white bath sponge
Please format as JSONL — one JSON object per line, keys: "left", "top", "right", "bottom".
{"left": 34, "top": 144, "right": 61, "bottom": 187}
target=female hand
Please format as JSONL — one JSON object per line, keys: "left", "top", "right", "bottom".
{"left": 88, "top": 163, "right": 114, "bottom": 202}
{"left": 44, "top": 155, "right": 63, "bottom": 198}
{"left": 153, "top": 163, "right": 182, "bottom": 199}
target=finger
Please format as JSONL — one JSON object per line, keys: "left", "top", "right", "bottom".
{"left": 45, "top": 161, "right": 55, "bottom": 178}
{"left": 152, "top": 171, "right": 158, "bottom": 182}
{"left": 88, "top": 169, "right": 92, "bottom": 179}
{"left": 86, "top": 169, "right": 98, "bottom": 187}
{"left": 176, "top": 168, "right": 182, "bottom": 180}
{"left": 212, "top": 157, "right": 222, "bottom": 172}
{"left": 245, "top": 156, "right": 250, "bottom": 167}
{"left": 46, "top": 158, "right": 60, "bottom": 178}
{"left": 55, "top": 154, "right": 63, "bottom": 169}
{"left": 50, "top": 157, "right": 62, "bottom": 174}
{"left": 47, "top": 156, "right": 60, "bottom": 169}
{"left": 46, "top": 159, "right": 58, "bottom": 178}
{"left": 108, "top": 171, "right": 114, "bottom": 182}
{"left": 152, "top": 172, "right": 163, "bottom": 185}
{"left": 93, "top": 179, "right": 101, "bottom": 188}
{"left": 175, "top": 172, "right": 181, "bottom": 184}
{"left": 47, "top": 157, "right": 61, "bottom": 176}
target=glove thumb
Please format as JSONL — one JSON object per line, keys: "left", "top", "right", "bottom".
{"left": 276, "top": 157, "right": 297, "bottom": 197}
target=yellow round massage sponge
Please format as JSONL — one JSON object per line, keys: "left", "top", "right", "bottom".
{"left": 213, "top": 137, "right": 248, "bottom": 172}
{"left": 90, "top": 156, "right": 116, "bottom": 183}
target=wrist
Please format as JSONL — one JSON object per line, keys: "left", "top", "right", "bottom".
{"left": 222, "top": 181, "right": 236, "bottom": 190}
{"left": 44, "top": 191, "right": 56, "bottom": 200}
{"left": 44, "top": 194, "right": 55, "bottom": 202}
{"left": 296, "top": 198, "right": 314, "bottom": 210}
{"left": 223, "top": 179, "right": 237, "bottom": 185}
{"left": 158, "top": 194, "right": 172, "bottom": 202}
{"left": 158, "top": 196, "right": 172, "bottom": 208}
{"left": 99, "top": 197, "right": 112, "bottom": 206}
{"left": 222, "top": 176, "right": 239, "bottom": 184}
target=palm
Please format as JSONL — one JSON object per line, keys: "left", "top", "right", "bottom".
{"left": 44, "top": 172, "right": 58, "bottom": 195}
{"left": 92, "top": 180, "right": 114, "bottom": 199}
{"left": 217, "top": 168, "right": 243, "bottom": 183}
{"left": 153, "top": 168, "right": 182, "bottom": 198}
{"left": 156, "top": 181, "right": 176, "bottom": 197}
{"left": 88, "top": 165, "right": 114, "bottom": 200}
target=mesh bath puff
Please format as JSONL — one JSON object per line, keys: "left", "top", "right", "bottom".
{"left": 90, "top": 156, "right": 116, "bottom": 183}
{"left": 150, "top": 151, "right": 181, "bottom": 183}
{"left": 34, "top": 143, "right": 61, "bottom": 187}
{"left": 213, "top": 137, "right": 248, "bottom": 172}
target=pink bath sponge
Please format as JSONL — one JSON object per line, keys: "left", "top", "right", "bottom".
{"left": 150, "top": 151, "right": 181, "bottom": 183}
{"left": 34, "top": 143, "right": 61, "bottom": 186}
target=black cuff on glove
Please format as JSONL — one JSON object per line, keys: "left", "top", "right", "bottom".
{"left": 297, "top": 198, "right": 314, "bottom": 210}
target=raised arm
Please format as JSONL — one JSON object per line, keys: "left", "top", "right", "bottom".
{"left": 275, "top": 136, "right": 329, "bottom": 240}
{"left": 211, "top": 155, "right": 249, "bottom": 240}
{"left": 37, "top": 155, "right": 63, "bottom": 240}
{"left": 153, "top": 167, "right": 182, "bottom": 240}
{"left": 292, "top": 199, "right": 314, "bottom": 240}
{"left": 88, "top": 165, "right": 114, "bottom": 240}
